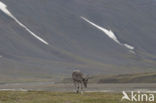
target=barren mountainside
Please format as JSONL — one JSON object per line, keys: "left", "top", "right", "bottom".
{"left": 0, "top": 0, "right": 156, "bottom": 81}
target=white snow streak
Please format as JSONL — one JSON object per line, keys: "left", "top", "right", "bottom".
{"left": 81, "top": 16, "right": 135, "bottom": 52}
{"left": 124, "top": 44, "right": 134, "bottom": 50}
{"left": 81, "top": 16, "right": 121, "bottom": 45}
{"left": 0, "top": 55, "right": 2, "bottom": 58}
{"left": 0, "top": 1, "right": 48, "bottom": 45}
{"left": 0, "top": 89, "right": 28, "bottom": 91}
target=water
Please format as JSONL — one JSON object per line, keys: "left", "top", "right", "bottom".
{"left": 0, "top": 82, "right": 156, "bottom": 92}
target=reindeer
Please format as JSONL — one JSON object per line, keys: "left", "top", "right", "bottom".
{"left": 72, "top": 70, "right": 88, "bottom": 93}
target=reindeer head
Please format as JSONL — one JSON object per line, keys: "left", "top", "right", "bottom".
{"left": 83, "top": 75, "right": 89, "bottom": 88}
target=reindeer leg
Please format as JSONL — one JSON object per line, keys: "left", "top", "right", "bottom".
{"left": 77, "top": 83, "right": 80, "bottom": 93}
{"left": 73, "top": 81, "right": 76, "bottom": 93}
{"left": 80, "top": 82, "right": 84, "bottom": 94}
{"left": 75, "top": 82, "right": 79, "bottom": 93}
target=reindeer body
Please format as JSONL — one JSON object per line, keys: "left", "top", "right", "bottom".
{"left": 72, "top": 70, "right": 88, "bottom": 93}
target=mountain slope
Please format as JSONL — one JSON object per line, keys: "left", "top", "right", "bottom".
{"left": 0, "top": 0, "right": 156, "bottom": 81}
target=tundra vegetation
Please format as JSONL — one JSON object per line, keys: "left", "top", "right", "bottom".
{"left": 0, "top": 91, "right": 156, "bottom": 103}
{"left": 0, "top": 91, "right": 121, "bottom": 103}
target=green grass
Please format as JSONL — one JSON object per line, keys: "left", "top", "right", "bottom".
{"left": 0, "top": 91, "right": 155, "bottom": 103}
{"left": 0, "top": 91, "right": 121, "bottom": 103}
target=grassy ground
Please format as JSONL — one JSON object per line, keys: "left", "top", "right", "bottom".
{"left": 0, "top": 91, "right": 122, "bottom": 103}
{"left": 0, "top": 91, "right": 155, "bottom": 103}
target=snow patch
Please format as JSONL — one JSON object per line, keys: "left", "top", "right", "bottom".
{"left": 124, "top": 44, "right": 134, "bottom": 50}
{"left": 0, "top": 88, "right": 28, "bottom": 91}
{"left": 0, "top": 1, "right": 48, "bottom": 45}
{"left": 81, "top": 16, "right": 135, "bottom": 53}
{"left": 81, "top": 16, "right": 121, "bottom": 45}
